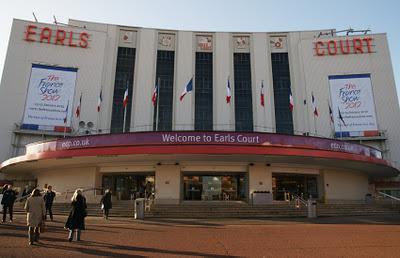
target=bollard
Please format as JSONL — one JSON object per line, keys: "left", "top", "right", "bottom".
{"left": 134, "top": 198, "right": 145, "bottom": 219}
{"left": 307, "top": 199, "right": 317, "bottom": 218}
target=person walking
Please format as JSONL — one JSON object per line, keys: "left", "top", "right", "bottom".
{"left": 100, "top": 189, "right": 112, "bottom": 220}
{"left": 65, "top": 189, "right": 87, "bottom": 242}
{"left": 24, "top": 189, "right": 45, "bottom": 245}
{"left": 1, "top": 184, "right": 17, "bottom": 223}
{"left": 44, "top": 185, "right": 56, "bottom": 221}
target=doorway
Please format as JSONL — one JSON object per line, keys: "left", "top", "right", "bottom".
{"left": 182, "top": 173, "right": 248, "bottom": 201}
{"left": 272, "top": 173, "right": 318, "bottom": 200}
{"left": 102, "top": 173, "right": 155, "bottom": 201}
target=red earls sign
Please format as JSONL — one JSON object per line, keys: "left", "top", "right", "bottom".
{"left": 24, "top": 24, "right": 89, "bottom": 48}
{"left": 315, "top": 37, "right": 373, "bottom": 56}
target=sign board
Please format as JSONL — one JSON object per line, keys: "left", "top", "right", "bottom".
{"left": 24, "top": 131, "right": 382, "bottom": 160}
{"left": 315, "top": 37, "right": 374, "bottom": 56}
{"left": 329, "top": 74, "right": 378, "bottom": 134}
{"left": 22, "top": 64, "right": 78, "bottom": 129}
{"left": 24, "top": 24, "right": 89, "bottom": 48}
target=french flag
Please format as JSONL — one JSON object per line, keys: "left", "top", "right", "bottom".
{"left": 179, "top": 78, "right": 193, "bottom": 101}
{"left": 97, "top": 89, "right": 102, "bottom": 112}
{"left": 75, "top": 93, "right": 82, "bottom": 118}
{"left": 328, "top": 104, "right": 334, "bottom": 123}
{"left": 312, "top": 92, "right": 318, "bottom": 117}
{"left": 152, "top": 84, "right": 158, "bottom": 106}
{"left": 226, "top": 78, "right": 231, "bottom": 104}
{"left": 123, "top": 85, "right": 129, "bottom": 108}
{"left": 64, "top": 101, "right": 69, "bottom": 124}
{"left": 338, "top": 107, "right": 346, "bottom": 126}
{"left": 260, "top": 81, "right": 265, "bottom": 107}
{"left": 289, "top": 88, "right": 294, "bottom": 111}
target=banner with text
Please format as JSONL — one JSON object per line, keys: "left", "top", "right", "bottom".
{"left": 329, "top": 74, "right": 378, "bottom": 133}
{"left": 22, "top": 64, "right": 78, "bottom": 128}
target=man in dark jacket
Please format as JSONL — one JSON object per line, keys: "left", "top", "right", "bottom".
{"left": 44, "top": 185, "right": 56, "bottom": 221}
{"left": 100, "top": 189, "right": 112, "bottom": 220}
{"left": 1, "top": 184, "right": 17, "bottom": 223}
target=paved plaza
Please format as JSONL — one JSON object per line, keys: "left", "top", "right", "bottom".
{"left": 0, "top": 214, "right": 400, "bottom": 257}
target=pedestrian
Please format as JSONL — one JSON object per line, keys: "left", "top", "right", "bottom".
{"left": 65, "top": 189, "right": 87, "bottom": 242}
{"left": 1, "top": 184, "right": 17, "bottom": 223}
{"left": 145, "top": 181, "right": 152, "bottom": 199}
{"left": 24, "top": 189, "right": 45, "bottom": 245}
{"left": 100, "top": 189, "right": 112, "bottom": 220}
{"left": 44, "top": 185, "right": 56, "bottom": 221}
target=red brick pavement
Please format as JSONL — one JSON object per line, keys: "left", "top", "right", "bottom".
{"left": 0, "top": 214, "right": 400, "bottom": 257}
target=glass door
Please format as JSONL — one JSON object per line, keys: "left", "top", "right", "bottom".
{"left": 183, "top": 173, "right": 248, "bottom": 201}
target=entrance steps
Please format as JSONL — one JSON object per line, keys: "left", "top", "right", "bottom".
{"left": 9, "top": 201, "right": 399, "bottom": 218}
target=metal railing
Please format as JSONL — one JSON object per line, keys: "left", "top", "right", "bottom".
{"left": 290, "top": 193, "right": 308, "bottom": 208}
{"left": 375, "top": 191, "right": 400, "bottom": 209}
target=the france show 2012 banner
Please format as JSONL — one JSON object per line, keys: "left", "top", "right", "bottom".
{"left": 329, "top": 74, "right": 378, "bottom": 134}
{"left": 22, "top": 64, "right": 78, "bottom": 129}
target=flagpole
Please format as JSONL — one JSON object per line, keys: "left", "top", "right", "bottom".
{"left": 97, "top": 88, "right": 100, "bottom": 134}
{"left": 64, "top": 100, "right": 69, "bottom": 138}
{"left": 156, "top": 77, "right": 160, "bottom": 131}
{"left": 262, "top": 80, "right": 267, "bottom": 132}
{"left": 123, "top": 81, "right": 128, "bottom": 133}
{"left": 328, "top": 100, "right": 334, "bottom": 138}
{"left": 313, "top": 114, "right": 317, "bottom": 136}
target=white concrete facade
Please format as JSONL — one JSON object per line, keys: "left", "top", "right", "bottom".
{"left": 0, "top": 18, "right": 400, "bottom": 202}
{"left": 1, "top": 19, "right": 399, "bottom": 165}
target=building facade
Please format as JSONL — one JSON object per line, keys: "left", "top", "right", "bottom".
{"left": 0, "top": 18, "right": 399, "bottom": 203}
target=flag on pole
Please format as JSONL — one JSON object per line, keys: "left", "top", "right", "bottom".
{"left": 97, "top": 89, "right": 102, "bottom": 112}
{"left": 123, "top": 84, "right": 129, "bottom": 108}
{"left": 311, "top": 92, "right": 318, "bottom": 117}
{"left": 338, "top": 107, "right": 346, "bottom": 126}
{"left": 226, "top": 78, "right": 231, "bottom": 104}
{"left": 260, "top": 81, "right": 265, "bottom": 107}
{"left": 328, "top": 104, "right": 334, "bottom": 123}
{"left": 64, "top": 101, "right": 69, "bottom": 124}
{"left": 289, "top": 88, "right": 294, "bottom": 111}
{"left": 152, "top": 83, "right": 158, "bottom": 106}
{"left": 179, "top": 78, "right": 193, "bottom": 101}
{"left": 75, "top": 93, "right": 82, "bottom": 118}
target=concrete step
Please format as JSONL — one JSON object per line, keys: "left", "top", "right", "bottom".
{"left": 9, "top": 201, "right": 399, "bottom": 219}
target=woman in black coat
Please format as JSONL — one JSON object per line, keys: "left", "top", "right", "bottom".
{"left": 100, "top": 189, "right": 112, "bottom": 220}
{"left": 65, "top": 189, "right": 87, "bottom": 242}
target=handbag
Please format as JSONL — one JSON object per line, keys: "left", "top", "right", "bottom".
{"left": 39, "top": 220, "right": 46, "bottom": 233}
{"left": 101, "top": 204, "right": 104, "bottom": 210}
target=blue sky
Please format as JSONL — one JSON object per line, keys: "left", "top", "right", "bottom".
{"left": 0, "top": 0, "right": 399, "bottom": 103}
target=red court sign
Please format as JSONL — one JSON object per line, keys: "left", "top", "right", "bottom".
{"left": 315, "top": 37, "right": 374, "bottom": 56}
{"left": 24, "top": 24, "right": 89, "bottom": 48}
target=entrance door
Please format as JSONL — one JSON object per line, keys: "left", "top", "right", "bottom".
{"left": 272, "top": 173, "right": 318, "bottom": 200}
{"left": 102, "top": 173, "right": 155, "bottom": 201}
{"left": 182, "top": 173, "right": 248, "bottom": 201}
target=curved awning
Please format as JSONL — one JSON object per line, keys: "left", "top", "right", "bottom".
{"left": 1, "top": 131, "right": 398, "bottom": 177}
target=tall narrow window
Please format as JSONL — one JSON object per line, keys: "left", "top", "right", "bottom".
{"left": 153, "top": 50, "right": 175, "bottom": 131}
{"left": 195, "top": 52, "right": 213, "bottom": 131}
{"left": 271, "top": 53, "right": 293, "bottom": 134}
{"left": 234, "top": 53, "right": 253, "bottom": 132}
{"left": 111, "top": 47, "right": 136, "bottom": 133}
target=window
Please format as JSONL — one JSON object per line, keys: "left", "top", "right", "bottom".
{"left": 153, "top": 51, "right": 175, "bottom": 131}
{"left": 234, "top": 53, "right": 253, "bottom": 132}
{"left": 271, "top": 53, "right": 293, "bottom": 134}
{"left": 195, "top": 52, "right": 213, "bottom": 131}
{"left": 111, "top": 47, "right": 136, "bottom": 133}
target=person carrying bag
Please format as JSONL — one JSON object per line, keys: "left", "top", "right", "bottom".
{"left": 25, "top": 189, "right": 46, "bottom": 245}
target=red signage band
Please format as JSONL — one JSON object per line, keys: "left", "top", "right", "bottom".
{"left": 24, "top": 131, "right": 383, "bottom": 160}
{"left": 314, "top": 37, "right": 374, "bottom": 56}
{"left": 24, "top": 24, "right": 89, "bottom": 48}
